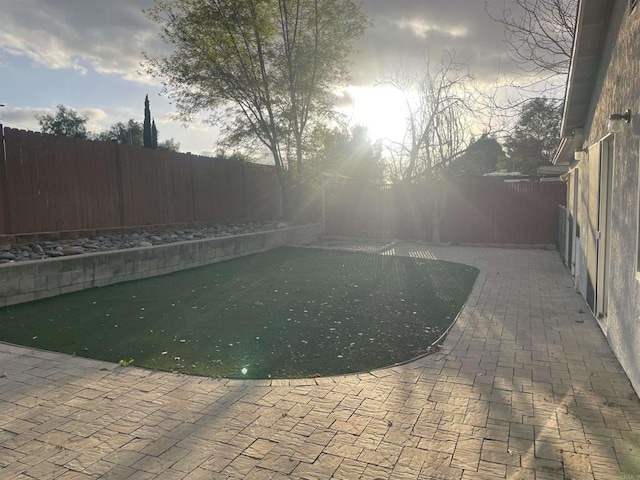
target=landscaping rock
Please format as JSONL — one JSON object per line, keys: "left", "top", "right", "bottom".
{"left": 61, "top": 247, "right": 84, "bottom": 256}
{"left": 0, "top": 221, "right": 291, "bottom": 263}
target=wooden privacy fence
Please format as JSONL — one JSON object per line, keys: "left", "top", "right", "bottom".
{"left": 442, "top": 176, "right": 566, "bottom": 244}
{"left": 326, "top": 183, "right": 432, "bottom": 239}
{"left": 0, "top": 126, "right": 280, "bottom": 235}
{"left": 325, "top": 176, "right": 567, "bottom": 245}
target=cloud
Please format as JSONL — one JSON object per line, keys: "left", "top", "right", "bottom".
{"left": 333, "top": 91, "right": 355, "bottom": 109}
{"left": 0, "top": 0, "right": 530, "bottom": 90}
{"left": 80, "top": 108, "right": 109, "bottom": 132}
{"left": 158, "top": 111, "right": 180, "bottom": 124}
{"left": 1, "top": 106, "right": 49, "bottom": 130}
{"left": 0, "top": 0, "right": 163, "bottom": 84}
{"left": 394, "top": 19, "right": 469, "bottom": 39}
{"left": 349, "top": 0, "right": 518, "bottom": 87}
{"left": 0, "top": 0, "right": 547, "bottom": 152}
{"left": 2, "top": 105, "right": 112, "bottom": 134}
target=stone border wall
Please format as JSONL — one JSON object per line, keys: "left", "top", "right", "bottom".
{"left": 0, "top": 224, "right": 322, "bottom": 307}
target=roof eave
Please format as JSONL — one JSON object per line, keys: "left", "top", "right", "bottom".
{"left": 560, "top": 0, "right": 613, "bottom": 139}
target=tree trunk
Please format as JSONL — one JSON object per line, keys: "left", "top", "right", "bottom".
{"left": 269, "top": 144, "right": 285, "bottom": 219}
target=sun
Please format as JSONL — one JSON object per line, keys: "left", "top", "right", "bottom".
{"left": 340, "top": 85, "right": 410, "bottom": 143}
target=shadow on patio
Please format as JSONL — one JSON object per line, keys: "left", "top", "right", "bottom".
{"left": 1, "top": 243, "right": 640, "bottom": 479}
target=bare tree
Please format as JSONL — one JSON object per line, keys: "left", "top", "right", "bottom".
{"left": 485, "top": 0, "right": 577, "bottom": 91}
{"left": 380, "top": 52, "right": 492, "bottom": 243}
{"left": 379, "top": 51, "right": 481, "bottom": 183}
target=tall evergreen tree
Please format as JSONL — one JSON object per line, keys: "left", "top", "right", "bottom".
{"left": 151, "top": 119, "right": 158, "bottom": 149}
{"left": 143, "top": 94, "right": 152, "bottom": 148}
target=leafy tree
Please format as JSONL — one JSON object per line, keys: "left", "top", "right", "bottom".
{"left": 96, "top": 118, "right": 179, "bottom": 151}
{"left": 306, "top": 124, "right": 383, "bottom": 186}
{"left": 144, "top": 0, "right": 368, "bottom": 183}
{"left": 95, "top": 119, "right": 144, "bottom": 146}
{"left": 36, "top": 104, "right": 89, "bottom": 138}
{"left": 143, "top": 94, "right": 152, "bottom": 148}
{"left": 158, "top": 138, "right": 180, "bottom": 152}
{"left": 340, "top": 125, "right": 384, "bottom": 183}
{"left": 216, "top": 149, "right": 252, "bottom": 162}
{"left": 151, "top": 119, "right": 158, "bottom": 149}
{"left": 504, "top": 97, "right": 562, "bottom": 174}
{"left": 450, "top": 134, "right": 506, "bottom": 176}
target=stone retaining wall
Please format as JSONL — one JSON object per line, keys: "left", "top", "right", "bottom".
{"left": 0, "top": 224, "right": 322, "bottom": 307}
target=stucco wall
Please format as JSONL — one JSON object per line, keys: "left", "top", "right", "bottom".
{"left": 579, "top": 1, "right": 640, "bottom": 393}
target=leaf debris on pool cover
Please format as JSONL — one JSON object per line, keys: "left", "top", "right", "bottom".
{"left": 0, "top": 247, "right": 478, "bottom": 378}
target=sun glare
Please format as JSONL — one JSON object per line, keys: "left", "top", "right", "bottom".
{"left": 341, "top": 86, "right": 410, "bottom": 143}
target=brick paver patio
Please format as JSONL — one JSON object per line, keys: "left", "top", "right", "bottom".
{"left": 1, "top": 243, "right": 639, "bottom": 479}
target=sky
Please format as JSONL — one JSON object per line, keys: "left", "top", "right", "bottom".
{"left": 0, "top": 0, "right": 529, "bottom": 156}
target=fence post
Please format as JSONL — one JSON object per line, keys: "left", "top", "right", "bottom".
{"left": 278, "top": 176, "right": 283, "bottom": 219}
{"left": 321, "top": 179, "right": 326, "bottom": 235}
{"left": 0, "top": 124, "right": 12, "bottom": 234}
{"left": 492, "top": 184, "right": 499, "bottom": 244}
{"left": 113, "top": 142, "right": 126, "bottom": 227}
{"left": 189, "top": 154, "right": 197, "bottom": 222}
{"left": 241, "top": 163, "right": 247, "bottom": 220}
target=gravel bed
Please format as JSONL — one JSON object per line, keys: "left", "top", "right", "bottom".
{"left": 0, "top": 221, "right": 290, "bottom": 264}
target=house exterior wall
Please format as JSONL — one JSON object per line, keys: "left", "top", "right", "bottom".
{"left": 578, "top": 0, "right": 640, "bottom": 393}
{"left": 567, "top": 167, "right": 588, "bottom": 297}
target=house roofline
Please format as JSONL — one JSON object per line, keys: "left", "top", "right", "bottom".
{"left": 553, "top": 127, "right": 585, "bottom": 165}
{"left": 559, "top": 0, "right": 614, "bottom": 139}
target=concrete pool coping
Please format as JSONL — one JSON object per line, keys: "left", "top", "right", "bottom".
{"left": 0, "top": 223, "right": 322, "bottom": 307}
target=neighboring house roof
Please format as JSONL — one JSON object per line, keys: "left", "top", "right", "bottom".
{"left": 554, "top": 0, "right": 615, "bottom": 164}
{"left": 537, "top": 164, "right": 570, "bottom": 176}
{"left": 561, "top": 0, "right": 612, "bottom": 137}
{"left": 483, "top": 171, "right": 525, "bottom": 177}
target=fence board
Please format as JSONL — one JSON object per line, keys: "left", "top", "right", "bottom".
{"left": 191, "top": 155, "right": 214, "bottom": 221}
{"left": 327, "top": 176, "right": 566, "bottom": 244}
{"left": 0, "top": 125, "right": 7, "bottom": 234}
{"left": 4, "top": 129, "right": 33, "bottom": 233}
{"left": 0, "top": 127, "right": 281, "bottom": 234}
{"left": 95, "top": 140, "right": 121, "bottom": 228}
{"left": 211, "top": 159, "right": 226, "bottom": 220}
